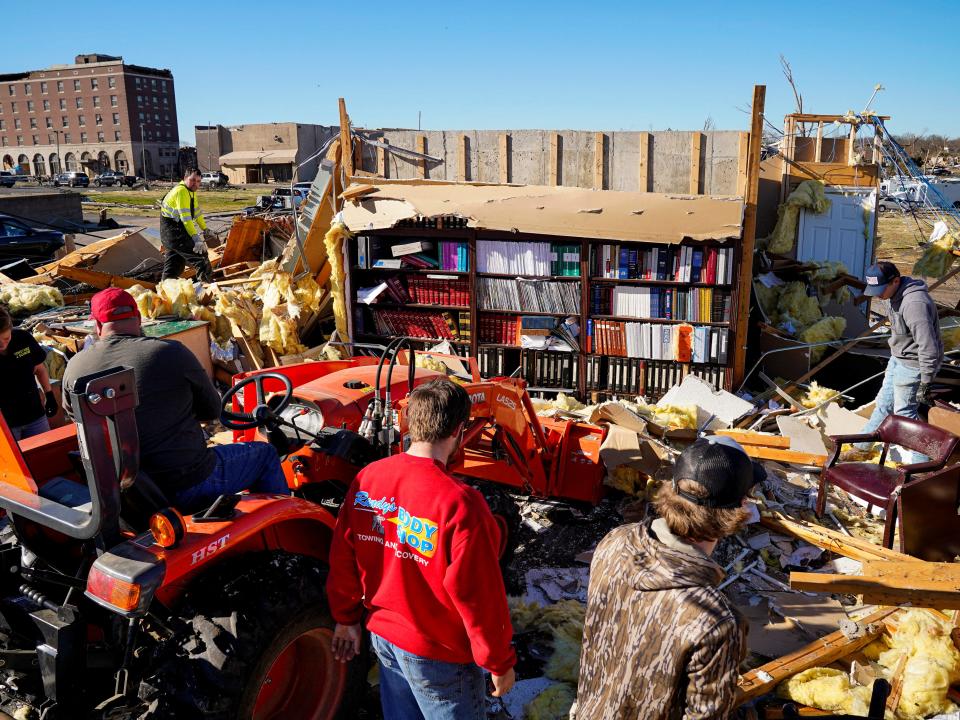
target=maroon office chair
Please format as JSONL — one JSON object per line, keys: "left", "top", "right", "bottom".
{"left": 820, "top": 415, "right": 959, "bottom": 550}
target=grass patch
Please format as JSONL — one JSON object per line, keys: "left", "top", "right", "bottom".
{"left": 81, "top": 187, "right": 265, "bottom": 213}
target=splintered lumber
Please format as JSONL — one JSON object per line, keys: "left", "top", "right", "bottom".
{"left": 791, "top": 561, "right": 960, "bottom": 609}
{"left": 736, "top": 607, "right": 898, "bottom": 702}
{"left": 714, "top": 429, "right": 791, "bottom": 449}
{"left": 340, "top": 184, "right": 377, "bottom": 201}
{"left": 759, "top": 511, "right": 916, "bottom": 564}
{"left": 740, "top": 445, "right": 826, "bottom": 467}
{"left": 54, "top": 265, "right": 155, "bottom": 291}
{"left": 220, "top": 217, "right": 268, "bottom": 267}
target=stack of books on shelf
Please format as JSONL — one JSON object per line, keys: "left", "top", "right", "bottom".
{"left": 371, "top": 309, "right": 464, "bottom": 341}
{"left": 590, "top": 285, "right": 731, "bottom": 323}
{"left": 523, "top": 351, "right": 579, "bottom": 389}
{"left": 438, "top": 241, "right": 469, "bottom": 271}
{"left": 587, "top": 320, "right": 728, "bottom": 364}
{"left": 477, "top": 240, "right": 581, "bottom": 276}
{"left": 478, "top": 278, "right": 581, "bottom": 314}
{"left": 551, "top": 244, "right": 582, "bottom": 276}
{"left": 584, "top": 358, "right": 727, "bottom": 400}
{"left": 405, "top": 276, "right": 470, "bottom": 306}
{"left": 591, "top": 244, "right": 734, "bottom": 284}
{"left": 479, "top": 314, "right": 518, "bottom": 345}
{"left": 477, "top": 348, "right": 518, "bottom": 378}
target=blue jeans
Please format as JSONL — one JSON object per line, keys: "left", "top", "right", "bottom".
{"left": 371, "top": 633, "right": 486, "bottom": 720}
{"left": 173, "top": 442, "right": 290, "bottom": 511}
{"left": 11, "top": 416, "right": 50, "bottom": 441}
{"left": 856, "top": 357, "right": 926, "bottom": 460}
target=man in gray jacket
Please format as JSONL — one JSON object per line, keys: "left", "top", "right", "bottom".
{"left": 854, "top": 261, "right": 942, "bottom": 451}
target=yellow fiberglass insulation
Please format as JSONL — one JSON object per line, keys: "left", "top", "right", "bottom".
{"left": 913, "top": 233, "right": 958, "bottom": 280}
{"left": 214, "top": 290, "right": 260, "bottom": 338}
{"left": 157, "top": 278, "right": 197, "bottom": 319}
{"left": 553, "top": 392, "right": 586, "bottom": 412}
{"left": 776, "top": 282, "right": 823, "bottom": 331}
{"left": 604, "top": 466, "right": 648, "bottom": 497}
{"left": 0, "top": 283, "right": 64, "bottom": 315}
{"left": 524, "top": 684, "right": 576, "bottom": 720}
{"left": 324, "top": 222, "right": 350, "bottom": 342}
{"left": 34, "top": 335, "right": 68, "bottom": 381}
{"left": 799, "top": 316, "right": 846, "bottom": 363}
{"left": 259, "top": 308, "right": 306, "bottom": 356}
{"left": 415, "top": 354, "right": 448, "bottom": 374}
{"left": 635, "top": 402, "right": 698, "bottom": 430}
{"left": 778, "top": 668, "right": 873, "bottom": 716}
{"left": 800, "top": 381, "right": 840, "bottom": 409}
{"left": 127, "top": 284, "right": 171, "bottom": 319}
{"left": 754, "top": 282, "right": 782, "bottom": 320}
{"left": 767, "top": 180, "right": 832, "bottom": 254}
{"left": 509, "top": 598, "right": 586, "bottom": 684}
{"left": 544, "top": 619, "right": 584, "bottom": 683}
{"left": 251, "top": 259, "right": 322, "bottom": 318}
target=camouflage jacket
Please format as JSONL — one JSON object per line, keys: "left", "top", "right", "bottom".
{"left": 575, "top": 519, "right": 745, "bottom": 720}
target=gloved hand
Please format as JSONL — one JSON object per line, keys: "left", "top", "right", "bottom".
{"left": 917, "top": 382, "right": 932, "bottom": 406}
{"left": 44, "top": 391, "right": 57, "bottom": 418}
{"left": 203, "top": 228, "right": 217, "bottom": 243}
{"left": 192, "top": 235, "right": 206, "bottom": 254}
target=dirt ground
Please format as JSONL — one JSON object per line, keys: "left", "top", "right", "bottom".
{"left": 80, "top": 184, "right": 271, "bottom": 216}
{"left": 875, "top": 213, "right": 960, "bottom": 306}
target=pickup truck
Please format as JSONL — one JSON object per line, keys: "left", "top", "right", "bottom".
{"left": 93, "top": 170, "right": 136, "bottom": 187}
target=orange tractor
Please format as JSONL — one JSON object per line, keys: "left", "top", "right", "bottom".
{"left": 0, "top": 341, "right": 605, "bottom": 718}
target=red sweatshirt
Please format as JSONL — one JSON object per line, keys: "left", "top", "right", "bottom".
{"left": 327, "top": 452, "right": 516, "bottom": 675}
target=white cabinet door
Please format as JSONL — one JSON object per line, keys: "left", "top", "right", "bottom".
{"left": 797, "top": 188, "right": 876, "bottom": 280}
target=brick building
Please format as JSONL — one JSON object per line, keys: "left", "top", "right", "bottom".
{"left": 0, "top": 54, "right": 180, "bottom": 179}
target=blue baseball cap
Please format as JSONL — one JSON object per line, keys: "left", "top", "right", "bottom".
{"left": 863, "top": 261, "right": 900, "bottom": 297}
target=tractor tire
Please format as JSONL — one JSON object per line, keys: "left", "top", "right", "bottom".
{"left": 139, "top": 552, "right": 364, "bottom": 720}
{"left": 475, "top": 483, "right": 521, "bottom": 567}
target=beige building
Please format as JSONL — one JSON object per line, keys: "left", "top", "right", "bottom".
{"left": 0, "top": 53, "right": 180, "bottom": 179}
{"left": 195, "top": 122, "right": 335, "bottom": 184}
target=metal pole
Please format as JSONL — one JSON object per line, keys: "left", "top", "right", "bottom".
{"left": 140, "top": 122, "right": 147, "bottom": 187}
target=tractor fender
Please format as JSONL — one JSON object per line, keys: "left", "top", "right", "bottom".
{"left": 149, "top": 495, "right": 336, "bottom": 607}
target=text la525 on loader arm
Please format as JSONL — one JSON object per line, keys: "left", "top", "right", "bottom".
{"left": 227, "top": 340, "right": 608, "bottom": 557}
{"left": 0, "top": 367, "right": 364, "bottom": 720}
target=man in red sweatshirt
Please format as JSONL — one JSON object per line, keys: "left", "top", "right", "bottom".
{"left": 327, "top": 378, "right": 516, "bottom": 719}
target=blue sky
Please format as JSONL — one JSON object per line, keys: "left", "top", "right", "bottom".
{"left": 5, "top": 1, "right": 959, "bottom": 144}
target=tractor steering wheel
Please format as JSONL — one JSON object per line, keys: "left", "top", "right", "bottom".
{"left": 220, "top": 373, "right": 294, "bottom": 431}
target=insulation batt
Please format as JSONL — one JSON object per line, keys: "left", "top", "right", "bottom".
{"left": 799, "top": 316, "right": 846, "bottom": 363}
{"left": 635, "top": 402, "right": 698, "bottom": 430}
{"left": 913, "top": 233, "right": 958, "bottom": 279}
{"left": 767, "top": 180, "right": 832, "bottom": 254}
{"left": 157, "top": 278, "right": 197, "bottom": 319}
{"left": 604, "top": 466, "right": 648, "bottom": 497}
{"left": 323, "top": 222, "right": 351, "bottom": 341}
{"left": 777, "top": 282, "right": 823, "bottom": 330}
{"left": 778, "top": 668, "right": 873, "bottom": 716}
{"left": 127, "top": 284, "right": 171, "bottom": 319}
{"left": 0, "top": 283, "right": 63, "bottom": 315}
{"left": 942, "top": 325, "right": 960, "bottom": 351}
{"left": 524, "top": 683, "right": 576, "bottom": 720}
{"left": 800, "top": 381, "right": 841, "bottom": 409}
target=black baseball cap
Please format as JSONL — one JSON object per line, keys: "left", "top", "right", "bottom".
{"left": 863, "top": 261, "right": 900, "bottom": 297}
{"left": 672, "top": 436, "right": 766, "bottom": 509}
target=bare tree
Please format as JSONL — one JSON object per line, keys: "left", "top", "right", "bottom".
{"left": 780, "top": 55, "right": 807, "bottom": 136}
{"left": 703, "top": 116, "right": 716, "bottom": 132}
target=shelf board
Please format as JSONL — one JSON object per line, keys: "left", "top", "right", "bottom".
{"left": 477, "top": 272, "right": 582, "bottom": 281}
{"left": 371, "top": 302, "right": 470, "bottom": 311}
{"left": 584, "top": 352, "right": 731, "bottom": 367}
{"left": 354, "top": 266, "right": 469, "bottom": 276}
{"left": 355, "top": 332, "right": 470, "bottom": 346}
{"left": 478, "top": 309, "right": 579, "bottom": 317}
{"left": 590, "top": 315, "right": 730, "bottom": 327}
{"left": 590, "top": 277, "right": 732, "bottom": 288}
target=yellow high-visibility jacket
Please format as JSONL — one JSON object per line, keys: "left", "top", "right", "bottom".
{"left": 160, "top": 182, "right": 207, "bottom": 238}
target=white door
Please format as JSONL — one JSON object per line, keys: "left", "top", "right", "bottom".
{"left": 797, "top": 187, "right": 876, "bottom": 280}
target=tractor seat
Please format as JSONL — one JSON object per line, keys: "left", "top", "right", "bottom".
{"left": 827, "top": 463, "right": 901, "bottom": 506}
{"left": 38, "top": 476, "right": 92, "bottom": 511}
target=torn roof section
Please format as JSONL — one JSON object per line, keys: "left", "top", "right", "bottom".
{"left": 339, "top": 180, "right": 745, "bottom": 244}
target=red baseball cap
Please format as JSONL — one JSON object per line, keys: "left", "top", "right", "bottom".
{"left": 90, "top": 288, "right": 141, "bottom": 323}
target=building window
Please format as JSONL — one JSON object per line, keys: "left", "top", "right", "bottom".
{"left": 114, "top": 130, "right": 121, "bottom": 141}
{"left": 7, "top": 86, "right": 14, "bottom": 96}
{"left": 138, "top": 112, "right": 144, "bottom": 121}
{"left": 42, "top": 99, "right": 50, "bottom": 111}
{"left": 97, "top": 131, "right": 104, "bottom": 142}
{"left": 136, "top": 95, "right": 142, "bottom": 104}
{"left": 57, "top": 80, "right": 64, "bottom": 93}
{"left": 11, "top": 102, "right": 16, "bottom": 113}
{"left": 80, "top": 132, "right": 87, "bottom": 143}
{"left": 108, "top": 76, "right": 116, "bottom": 89}
{"left": 40, "top": 81, "right": 47, "bottom": 94}
{"left": 0, "top": 137, "right": 6, "bottom": 147}
{"left": 45, "top": 117, "right": 52, "bottom": 128}
{"left": 151, "top": 78, "right": 156, "bottom": 87}
{"left": 152, "top": 96, "right": 158, "bottom": 105}
{"left": 13, "top": 119, "right": 20, "bottom": 130}
{"left": 75, "top": 97, "right": 83, "bottom": 109}
{"left": 26, "top": 100, "right": 34, "bottom": 112}
{"left": 78, "top": 115, "right": 85, "bottom": 126}
{"left": 59, "top": 98, "right": 66, "bottom": 110}
{"left": 135, "top": 78, "right": 141, "bottom": 87}
{"left": 0, "top": 120, "right": 4, "bottom": 130}
{"left": 47, "top": 133, "right": 55, "bottom": 144}
{"left": 95, "top": 114, "right": 102, "bottom": 125}
{"left": 63, "top": 133, "right": 70, "bottom": 143}
{"left": 112, "top": 113, "right": 120, "bottom": 124}
{"left": 162, "top": 80, "right": 168, "bottom": 92}
{"left": 24, "top": 83, "right": 31, "bottom": 95}
{"left": 91, "top": 78, "right": 99, "bottom": 90}
{"left": 93, "top": 96, "right": 100, "bottom": 107}
{"left": 16, "top": 135, "right": 23, "bottom": 145}
{"left": 110, "top": 95, "right": 118, "bottom": 107}
{"left": 31, "top": 134, "right": 39, "bottom": 145}
{"left": 73, "top": 79, "right": 80, "bottom": 91}
{"left": 29, "top": 118, "right": 36, "bottom": 129}
{"left": 154, "top": 113, "right": 159, "bottom": 121}
{"left": 61, "top": 117, "right": 68, "bottom": 127}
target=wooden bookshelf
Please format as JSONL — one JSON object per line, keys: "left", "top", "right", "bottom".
{"left": 346, "top": 223, "right": 743, "bottom": 400}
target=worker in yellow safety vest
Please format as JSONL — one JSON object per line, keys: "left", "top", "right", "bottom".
{"left": 159, "top": 167, "right": 214, "bottom": 281}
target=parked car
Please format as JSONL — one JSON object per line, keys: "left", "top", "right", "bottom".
{"left": 293, "top": 181, "right": 313, "bottom": 193}
{"left": 53, "top": 172, "right": 90, "bottom": 188}
{"left": 0, "top": 171, "right": 15, "bottom": 188}
{"left": 200, "top": 171, "right": 229, "bottom": 188}
{"left": 93, "top": 170, "right": 135, "bottom": 187}
{"left": 0, "top": 214, "right": 64, "bottom": 262}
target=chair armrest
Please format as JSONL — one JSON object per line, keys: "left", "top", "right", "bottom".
{"left": 826, "top": 432, "right": 879, "bottom": 470}
{"left": 902, "top": 459, "right": 947, "bottom": 482}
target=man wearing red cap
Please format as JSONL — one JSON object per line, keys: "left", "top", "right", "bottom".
{"left": 61, "top": 288, "right": 290, "bottom": 511}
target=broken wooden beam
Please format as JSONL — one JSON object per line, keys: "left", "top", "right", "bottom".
{"left": 737, "top": 607, "right": 897, "bottom": 702}
{"left": 791, "top": 560, "right": 960, "bottom": 609}
{"left": 713, "top": 429, "right": 791, "bottom": 449}
{"left": 55, "top": 265, "right": 155, "bottom": 291}
{"left": 759, "top": 511, "right": 916, "bottom": 564}
{"left": 740, "top": 445, "right": 826, "bottom": 467}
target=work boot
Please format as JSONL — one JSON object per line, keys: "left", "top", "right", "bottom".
{"left": 838, "top": 445, "right": 875, "bottom": 463}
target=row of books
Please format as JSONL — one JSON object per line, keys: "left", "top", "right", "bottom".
{"left": 369, "top": 309, "right": 471, "bottom": 341}
{"left": 476, "top": 241, "right": 580, "bottom": 276}
{"left": 521, "top": 350, "right": 579, "bottom": 389}
{"left": 591, "top": 285, "right": 731, "bottom": 324}
{"left": 591, "top": 244, "right": 734, "bottom": 285}
{"left": 357, "top": 237, "right": 461, "bottom": 271}
{"left": 478, "top": 278, "right": 581, "bottom": 315}
{"left": 584, "top": 357, "right": 728, "bottom": 399}
{"left": 587, "top": 320, "right": 729, "bottom": 364}
{"left": 438, "top": 241, "right": 469, "bottom": 271}
{"left": 379, "top": 276, "right": 470, "bottom": 306}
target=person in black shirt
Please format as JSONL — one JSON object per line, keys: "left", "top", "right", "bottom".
{"left": 0, "top": 307, "right": 57, "bottom": 441}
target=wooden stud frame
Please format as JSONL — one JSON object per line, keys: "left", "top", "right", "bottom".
{"left": 416, "top": 135, "right": 427, "bottom": 179}
{"left": 689, "top": 132, "right": 703, "bottom": 194}
{"left": 458, "top": 133, "right": 468, "bottom": 182}
{"left": 639, "top": 131, "right": 651, "bottom": 192}
{"left": 499, "top": 133, "right": 510, "bottom": 184}
{"left": 594, "top": 132, "right": 605, "bottom": 189}
{"left": 549, "top": 131, "right": 560, "bottom": 186}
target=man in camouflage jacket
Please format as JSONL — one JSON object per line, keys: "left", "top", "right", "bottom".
{"left": 576, "top": 436, "right": 764, "bottom": 719}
